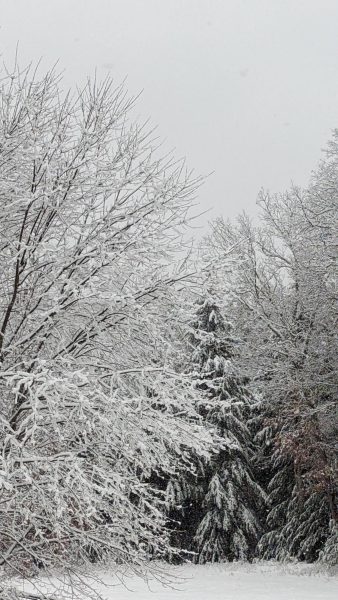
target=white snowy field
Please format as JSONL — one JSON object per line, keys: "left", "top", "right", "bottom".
{"left": 20, "top": 562, "right": 337, "bottom": 600}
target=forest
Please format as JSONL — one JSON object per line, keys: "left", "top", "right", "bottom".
{"left": 0, "top": 65, "right": 336, "bottom": 599}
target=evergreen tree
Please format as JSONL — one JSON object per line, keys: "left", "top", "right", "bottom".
{"left": 258, "top": 412, "right": 333, "bottom": 563}
{"left": 320, "top": 520, "right": 338, "bottom": 569}
{"left": 167, "top": 293, "right": 266, "bottom": 563}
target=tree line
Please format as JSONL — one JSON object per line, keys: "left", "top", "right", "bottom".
{"left": 0, "top": 65, "right": 336, "bottom": 598}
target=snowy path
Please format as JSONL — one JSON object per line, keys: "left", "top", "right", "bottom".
{"left": 88, "top": 563, "right": 337, "bottom": 600}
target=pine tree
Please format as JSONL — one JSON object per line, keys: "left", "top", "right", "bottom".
{"left": 320, "top": 520, "right": 338, "bottom": 570}
{"left": 258, "top": 416, "right": 333, "bottom": 562}
{"left": 169, "top": 293, "right": 266, "bottom": 563}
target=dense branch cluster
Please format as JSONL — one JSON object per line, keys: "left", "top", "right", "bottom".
{"left": 0, "top": 66, "right": 211, "bottom": 592}
{"left": 205, "top": 163, "right": 337, "bottom": 564}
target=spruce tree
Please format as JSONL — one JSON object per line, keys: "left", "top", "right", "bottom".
{"left": 172, "top": 293, "right": 266, "bottom": 562}
{"left": 258, "top": 416, "right": 334, "bottom": 563}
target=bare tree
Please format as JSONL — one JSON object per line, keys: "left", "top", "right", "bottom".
{"left": 206, "top": 153, "right": 337, "bottom": 560}
{"left": 0, "top": 63, "right": 213, "bottom": 597}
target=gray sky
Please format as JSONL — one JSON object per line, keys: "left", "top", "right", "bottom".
{"left": 1, "top": 0, "right": 338, "bottom": 228}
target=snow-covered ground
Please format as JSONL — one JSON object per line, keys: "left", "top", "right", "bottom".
{"left": 20, "top": 562, "right": 338, "bottom": 600}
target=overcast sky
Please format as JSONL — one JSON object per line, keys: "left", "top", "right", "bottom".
{"left": 1, "top": 0, "right": 338, "bottom": 228}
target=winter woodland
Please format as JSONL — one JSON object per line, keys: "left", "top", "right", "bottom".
{"left": 0, "top": 65, "right": 336, "bottom": 599}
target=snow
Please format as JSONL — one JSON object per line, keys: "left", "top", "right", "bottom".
{"left": 23, "top": 562, "right": 337, "bottom": 600}
{"left": 94, "top": 563, "right": 338, "bottom": 600}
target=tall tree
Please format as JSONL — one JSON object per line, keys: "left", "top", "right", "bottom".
{"left": 0, "top": 63, "right": 213, "bottom": 596}
{"left": 166, "top": 292, "right": 265, "bottom": 563}
{"left": 208, "top": 134, "right": 338, "bottom": 562}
